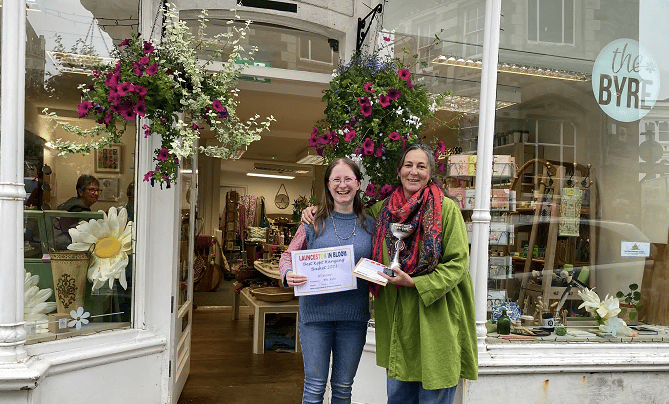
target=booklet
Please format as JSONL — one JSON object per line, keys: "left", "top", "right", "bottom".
{"left": 353, "top": 258, "right": 389, "bottom": 286}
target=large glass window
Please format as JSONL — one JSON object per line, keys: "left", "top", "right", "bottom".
{"left": 23, "top": 0, "right": 139, "bottom": 342}
{"left": 384, "top": 0, "right": 669, "bottom": 343}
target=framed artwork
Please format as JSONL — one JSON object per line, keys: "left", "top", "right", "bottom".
{"left": 95, "top": 145, "right": 122, "bottom": 173}
{"left": 98, "top": 177, "right": 119, "bottom": 202}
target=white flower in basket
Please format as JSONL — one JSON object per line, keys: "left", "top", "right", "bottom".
{"left": 67, "top": 206, "right": 133, "bottom": 292}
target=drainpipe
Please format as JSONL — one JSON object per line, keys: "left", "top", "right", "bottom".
{"left": 0, "top": 0, "right": 28, "bottom": 363}
{"left": 470, "top": 0, "right": 502, "bottom": 341}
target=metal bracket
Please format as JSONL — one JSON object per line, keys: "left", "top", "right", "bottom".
{"left": 356, "top": 3, "right": 383, "bottom": 53}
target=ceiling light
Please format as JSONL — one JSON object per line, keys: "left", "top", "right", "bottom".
{"left": 435, "top": 94, "right": 516, "bottom": 114}
{"left": 247, "top": 173, "right": 295, "bottom": 180}
{"left": 296, "top": 147, "right": 325, "bottom": 165}
{"left": 432, "top": 55, "right": 590, "bottom": 82}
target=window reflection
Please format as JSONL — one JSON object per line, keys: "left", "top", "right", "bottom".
{"left": 23, "top": 0, "right": 139, "bottom": 342}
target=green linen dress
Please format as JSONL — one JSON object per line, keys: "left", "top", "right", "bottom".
{"left": 369, "top": 196, "right": 478, "bottom": 390}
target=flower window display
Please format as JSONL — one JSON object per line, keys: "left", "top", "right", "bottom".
{"left": 310, "top": 53, "right": 445, "bottom": 203}
{"left": 45, "top": 4, "right": 274, "bottom": 187}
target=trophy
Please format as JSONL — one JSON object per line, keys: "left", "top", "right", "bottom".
{"left": 385, "top": 223, "right": 413, "bottom": 277}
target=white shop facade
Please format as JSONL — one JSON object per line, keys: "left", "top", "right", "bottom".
{"left": 2, "top": 1, "right": 669, "bottom": 403}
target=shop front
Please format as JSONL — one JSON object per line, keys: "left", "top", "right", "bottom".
{"left": 3, "top": 0, "right": 669, "bottom": 403}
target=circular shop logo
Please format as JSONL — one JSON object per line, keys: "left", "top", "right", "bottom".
{"left": 592, "top": 38, "right": 660, "bottom": 122}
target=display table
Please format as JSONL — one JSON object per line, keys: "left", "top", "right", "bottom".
{"left": 232, "top": 287, "right": 300, "bottom": 354}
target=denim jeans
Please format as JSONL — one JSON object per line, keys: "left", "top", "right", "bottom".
{"left": 386, "top": 376, "right": 457, "bottom": 404}
{"left": 298, "top": 320, "right": 368, "bottom": 404}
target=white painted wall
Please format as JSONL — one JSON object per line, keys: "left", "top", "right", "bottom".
{"left": 219, "top": 171, "right": 315, "bottom": 217}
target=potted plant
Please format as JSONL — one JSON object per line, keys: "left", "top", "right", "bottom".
{"left": 616, "top": 283, "right": 643, "bottom": 323}
{"left": 44, "top": 3, "right": 273, "bottom": 188}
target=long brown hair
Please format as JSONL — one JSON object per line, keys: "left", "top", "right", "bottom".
{"left": 313, "top": 157, "right": 369, "bottom": 237}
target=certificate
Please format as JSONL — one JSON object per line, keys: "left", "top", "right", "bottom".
{"left": 291, "top": 245, "right": 356, "bottom": 296}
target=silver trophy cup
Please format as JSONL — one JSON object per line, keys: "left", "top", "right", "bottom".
{"left": 385, "top": 223, "right": 413, "bottom": 277}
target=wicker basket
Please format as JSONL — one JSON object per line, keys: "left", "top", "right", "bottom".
{"left": 250, "top": 287, "right": 295, "bottom": 302}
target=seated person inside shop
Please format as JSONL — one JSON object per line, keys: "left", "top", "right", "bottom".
{"left": 54, "top": 174, "right": 100, "bottom": 249}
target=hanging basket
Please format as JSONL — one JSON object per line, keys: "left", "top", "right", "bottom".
{"left": 50, "top": 250, "right": 91, "bottom": 314}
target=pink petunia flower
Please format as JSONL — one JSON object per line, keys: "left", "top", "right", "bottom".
{"left": 388, "top": 131, "right": 400, "bottom": 141}
{"left": 387, "top": 88, "right": 401, "bottom": 100}
{"left": 331, "top": 133, "right": 339, "bottom": 145}
{"left": 365, "top": 183, "right": 377, "bottom": 197}
{"left": 134, "top": 85, "right": 148, "bottom": 96}
{"left": 320, "top": 132, "right": 334, "bottom": 144}
{"left": 192, "top": 123, "right": 199, "bottom": 130}
{"left": 357, "top": 96, "right": 371, "bottom": 106}
{"left": 437, "top": 161, "right": 445, "bottom": 173}
{"left": 145, "top": 63, "right": 158, "bottom": 76}
{"left": 309, "top": 134, "right": 319, "bottom": 147}
{"left": 157, "top": 148, "right": 170, "bottom": 162}
{"left": 363, "top": 82, "right": 375, "bottom": 93}
{"left": 315, "top": 146, "right": 324, "bottom": 156}
{"left": 362, "top": 138, "right": 375, "bottom": 156}
{"left": 380, "top": 184, "right": 394, "bottom": 196}
{"left": 133, "top": 63, "right": 144, "bottom": 76}
{"left": 398, "top": 68, "right": 411, "bottom": 81}
{"left": 142, "top": 124, "right": 152, "bottom": 138}
{"left": 378, "top": 95, "right": 391, "bottom": 108}
{"left": 139, "top": 56, "right": 150, "bottom": 65}
{"left": 212, "top": 99, "right": 224, "bottom": 112}
{"left": 135, "top": 102, "right": 147, "bottom": 117}
{"left": 311, "top": 127, "right": 319, "bottom": 137}
{"left": 119, "top": 38, "right": 131, "bottom": 47}
{"left": 383, "top": 36, "right": 391, "bottom": 42}
{"left": 437, "top": 140, "right": 446, "bottom": 154}
{"left": 143, "top": 41, "right": 155, "bottom": 53}
{"left": 117, "top": 82, "right": 134, "bottom": 96}
{"left": 406, "top": 79, "right": 415, "bottom": 88}
{"left": 344, "top": 129, "right": 356, "bottom": 142}
{"left": 143, "top": 171, "right": 154, "bottom": 182}
{"left": 360, "top": 104, "right": 373, "bottom": 117}
{"left": 374, "top": 144, "right": 384, "bottom": 157}
{"left": 121, "top": 108, "right": 137, "bottom": 121}
{"left": 77, "top": 100, "right": 93, "bottom": 118}
{"left": 113, "top": 60, "right": 122, "bottom": 73}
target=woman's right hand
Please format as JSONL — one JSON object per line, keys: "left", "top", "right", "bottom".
{"left": 301, "top": 206, "right": 319, "bottom": 225}
{"left": 285, "top": 270, "right": 308, "bottom": 287}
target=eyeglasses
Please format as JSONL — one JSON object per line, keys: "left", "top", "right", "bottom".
{"left": 86, "top": 187, "right": 101, "bottom": 194}
{"left": 329, "top": 177, "right": 356, "bottom": 185}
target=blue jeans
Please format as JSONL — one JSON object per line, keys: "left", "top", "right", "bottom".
{"left": 386, "top": 376, "right": 457, "bottom": 404}
{"left": 298, "top": 320, "right": 368, "bottom": 404}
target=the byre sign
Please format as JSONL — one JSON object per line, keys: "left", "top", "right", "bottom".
{"left": 592, "top": 38, "right": 660, "bottom": 122}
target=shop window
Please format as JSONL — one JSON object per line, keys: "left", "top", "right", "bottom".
{"left": 528, "top": 0, "right": 574, "bottom": 45}
{"left": 463, "top": 2, "right": 485, "bottom": 59}
{"left": 299, "top": 36, "right": 333, "bottom": 65}
{"left": 23, "top": 0, "right": 139, "bottom": 343}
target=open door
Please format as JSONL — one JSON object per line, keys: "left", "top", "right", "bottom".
{"left": 171, "top": 153, "right": 197, "bottom": 403}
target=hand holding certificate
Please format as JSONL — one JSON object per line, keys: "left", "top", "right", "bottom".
{"left": 290, "top": 245, "right": 357, "bottom": 296}
{"left": 352, "top": 258, "right": 389, "bottom": 286}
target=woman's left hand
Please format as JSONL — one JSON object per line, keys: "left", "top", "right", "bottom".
{"left": 378, "top": 265, "right": 415, "bottom": 288}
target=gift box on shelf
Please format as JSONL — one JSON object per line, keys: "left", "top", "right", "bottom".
{"left": 448, "top": 188, "right": 466, "bottom": 209}
{"left": 489, "top": 222, "right": 513, "bottom": 245}
{"left": 490, "top": 189, "right": 510, "bottom": 211}
{"left": 492, "top": 155, "right": 516, "bottom": 178}
{"left": 448, "top": 155, "right": 477, "bottom": 176}
{"left": 464, "top": 189, "right": 476, "bottom": 210}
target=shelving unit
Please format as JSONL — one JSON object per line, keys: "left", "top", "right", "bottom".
{"left": 511, "top": 159, "right": 598, "bottom": 313}
{"left": 223, "top": 191, "right": 240, "bottom": 251}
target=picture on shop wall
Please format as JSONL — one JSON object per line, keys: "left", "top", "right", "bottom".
{"left": 94, "top": 145, "right": 121, "bottom": 173}
{"left": 98, "top": 177, "right": 119, "bottom": 202}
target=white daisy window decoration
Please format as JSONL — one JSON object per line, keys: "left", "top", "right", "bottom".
{"left": 24, "top": 271, "right": 57, "bottom": 333}
{"left": 68, "top": 306, "right": 91, "bottom": 330}
{"left": 67, "top": 206, "right": 133, "bottom": 292}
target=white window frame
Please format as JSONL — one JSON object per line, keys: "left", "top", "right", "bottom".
{"left": 528, "top": 0, "right": 575, "bottom": 45}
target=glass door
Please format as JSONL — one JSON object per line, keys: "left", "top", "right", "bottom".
{"left": 171, "top": 154, "right": 196, "bottom": 403}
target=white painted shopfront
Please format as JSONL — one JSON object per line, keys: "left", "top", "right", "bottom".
{"left": 2, "top": 1, "right": 669, "bottom": 403}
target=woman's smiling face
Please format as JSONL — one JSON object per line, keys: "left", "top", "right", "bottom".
{"left": 399, "top": 149, "right": 431, "bottom": 199}
{"left": 328, "top": 161, "right": 361, "bottom": 212}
